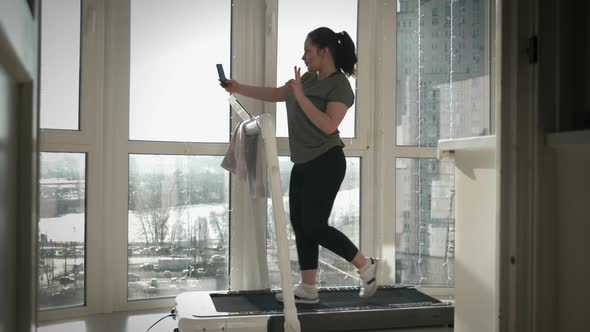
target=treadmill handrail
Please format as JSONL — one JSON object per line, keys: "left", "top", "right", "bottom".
{"left": 257, "top": 114, "right": 300, "bottom": 332}
{"left": 228, "top": 94, "right": 252, "bottom": 121}
{"left": 229, "top": 104, "right": 301, "bottom": 332}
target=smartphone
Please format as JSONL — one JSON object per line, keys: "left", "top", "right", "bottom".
{"left": 216, "top": 64, "right": 228, "bottom": 87}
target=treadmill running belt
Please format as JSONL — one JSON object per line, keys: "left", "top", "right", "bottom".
{"left": 211, "top": 286, "right": 443, "bottom": 314}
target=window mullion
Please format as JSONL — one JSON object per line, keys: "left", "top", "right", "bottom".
{"left": 369, "top": 0, "right": 398, "bottom": 286}
{"left": 228, "top": 0, "right": 269, "bottom": 290}
{"left": 104, "top": 0, "right": 132, "bottom": 312}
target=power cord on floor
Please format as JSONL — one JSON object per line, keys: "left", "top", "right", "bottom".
{"left": 145, "top": 308, "right": 176, "bottom": 332}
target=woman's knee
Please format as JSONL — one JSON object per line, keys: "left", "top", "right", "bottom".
{"left": 301, "top": 222, "right": 330, "bottom": 241}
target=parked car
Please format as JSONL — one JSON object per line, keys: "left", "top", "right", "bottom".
{"left": 128, "top": 273, "right": 141, "bottom": 282}
{"left": 59, "top": 276, "right": 76, "bottom": 286}
{"left": 140, "top": 263, "right": 159, "bottom": 271}
{"left": 147, "top": 278, "right": 159, "bottom": 294}
{"left": 208, "top": 255, "right": 226, "bottom": 265}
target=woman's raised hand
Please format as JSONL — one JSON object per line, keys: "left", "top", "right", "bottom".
{"left": 222, "top": 79, "right": 240, "bottom": 94}
{"left": 286, "top": 66, "right": 303, "bottom": 97}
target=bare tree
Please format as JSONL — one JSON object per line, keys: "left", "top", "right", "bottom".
{"left": 208, "top": 211, "right": 227, "bottom": 249}
{"left": 134, "top": 179, "right": 180, "bottom": 244}
{"left": 197, "top": 216, "right": 209, "bottom": 263}
{"left": 40, "top": 250, "right": 55, "bottom": 287}
{"left": 169, "top": 205, "right": 187, "bottom": 246}
{"left": 136, "top": 205, "right": 171, "bottom": 244}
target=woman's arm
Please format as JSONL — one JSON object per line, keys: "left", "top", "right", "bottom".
{"left": 296, "top": 97, "right": 348, "bottom": 135}
{"left": 287, "top": 67, "right": 348, "bottom": 135}
{"left": 224, "top": 80, "right": 291, "bottom": 102}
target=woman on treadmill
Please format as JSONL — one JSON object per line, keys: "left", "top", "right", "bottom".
{"left": 222, "top": 27, "right": 378, "bottom": 304}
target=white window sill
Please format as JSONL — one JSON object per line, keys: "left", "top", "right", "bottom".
{"left": 437, "top": 135, "right": 497, "bottom": 160}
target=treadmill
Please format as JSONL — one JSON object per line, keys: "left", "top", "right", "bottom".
{"left": 174, "top": 100, "right": 454, "bottom": 331}
{"left": 175, "top": 286, "right": 453, "bottom": 332}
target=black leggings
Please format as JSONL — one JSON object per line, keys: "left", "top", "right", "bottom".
{"left": 289, "top": 146, "right": 359, "bottom": 271}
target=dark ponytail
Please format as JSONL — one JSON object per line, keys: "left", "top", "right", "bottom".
{"left": 308, "top": 27, "right": 357, "bottom": 76}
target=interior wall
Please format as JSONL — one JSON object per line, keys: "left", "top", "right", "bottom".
{"left": 554, "top": 2, "right": 590, "bottom": 330}
{"left": 557, "top": 0, "right": 590, "bottom": 130}
{"left": 0, "top": 0, "right": 39, "bottom": 329}
{"left": 453, "top": 149, "right": 497, "bottom": 332}
{"left": 540, "top": 0, "right": 590, "bottom": 330}
{"left": 555, "top": 149, "right": 590, "bottom": 331}
{"left": 0, "top": 64, "right": 18, "bottom": 332}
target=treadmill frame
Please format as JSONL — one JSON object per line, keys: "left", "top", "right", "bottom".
{"left": 175, "top": 289, "right": 454, "bottom": 332}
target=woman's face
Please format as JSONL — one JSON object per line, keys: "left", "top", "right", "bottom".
{"left": 301, "top": 37, "right": 326, "bottom": 72}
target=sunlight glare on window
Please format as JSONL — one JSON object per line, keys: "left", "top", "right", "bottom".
{"left": 40, "top": 0, "right": 81, "bottom": 130}
{"left": 129, "top": 0, "right": 231, "bottom": 143}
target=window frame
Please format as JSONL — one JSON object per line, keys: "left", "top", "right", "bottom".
{"left": 38, "top": 0, "right": 106, "bottom": 321}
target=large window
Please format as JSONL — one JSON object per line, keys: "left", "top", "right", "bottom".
{"left": 36, "top": 0, "right": 495, "bottom": 320}
{"left": 38, "top": 0, "right": 87, "bottom": 312}
{"left": 126, "top": 0, "right": 232, "bottom": 300}
{"left": 39, "top": 153, "right": 86, "bottom": 309}
{"left": 395, "top": 0, "right": 490, "bottom": 288}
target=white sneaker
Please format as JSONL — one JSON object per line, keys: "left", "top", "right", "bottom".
{"left": 275, "top": 283, "right": 319, "bottom": 304}
{"left": 358, "top": 257, "right": 378, "bottom": 298}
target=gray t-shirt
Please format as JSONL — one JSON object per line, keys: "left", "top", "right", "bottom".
{"left": 285, "top": 71, "right": 354, "bottom": 163}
